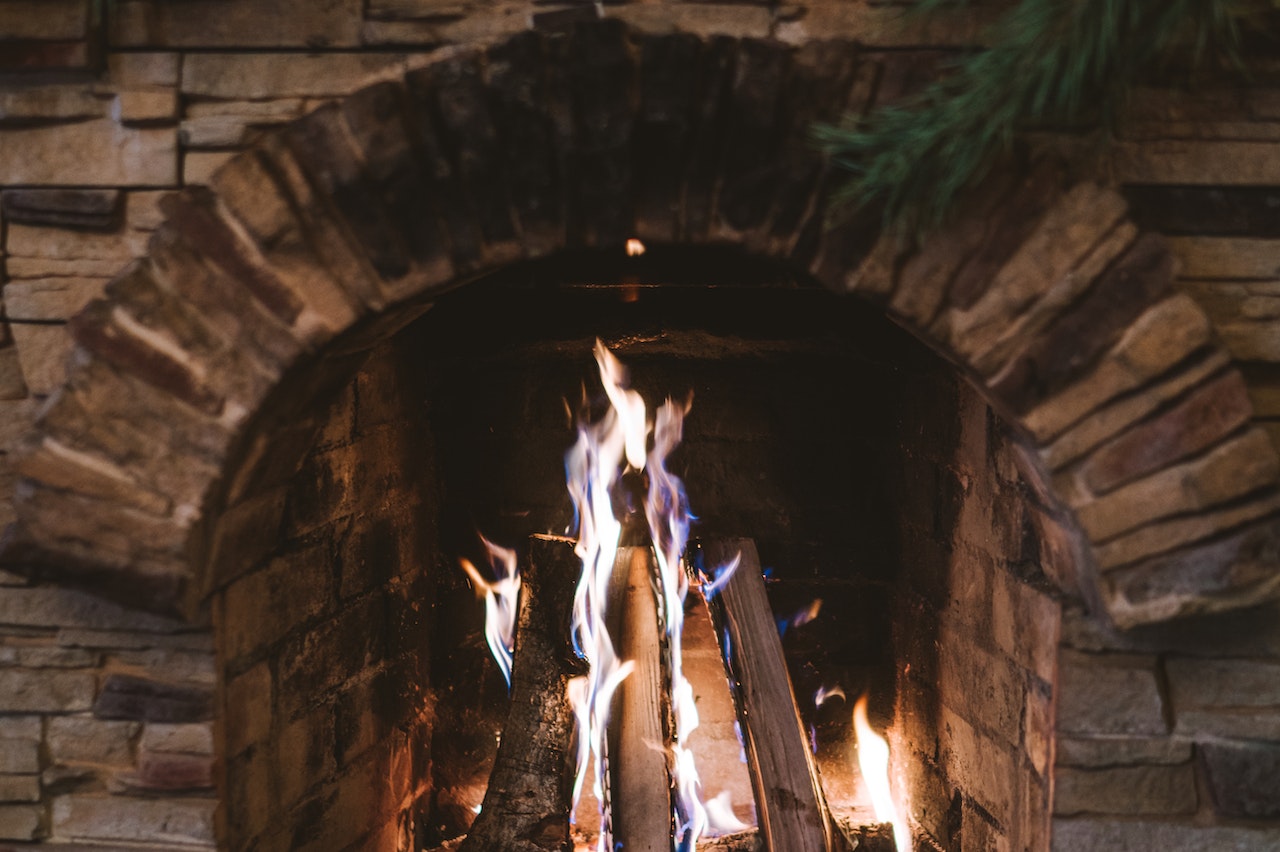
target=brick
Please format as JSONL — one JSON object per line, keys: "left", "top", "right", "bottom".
{"left": 0, "top": 586, "right": 186, "bottom": 633}
{"left": 1054, "top": 763, "right": 1197, "bottom": 816}
{"left": 1167, "top": 657, "right": 1280, "bottom": 739}
{"left": 0, "top": 0, "right": 91, "bottom": 40}
{"left": 1082, "top": 371, "right": 1255, "bottom": 493}
{"left": 1057, "top": 650, "right": 1166, "bottom": 736}
{"left": 0, "top": 804, "right": 41, "bottom": 841}
{"left": 1073, "top": 428, "right": 1280, "bottom": 541}
{"left": 0, "top": 739, "right": 39, "bottom": 775}
{"left": 1, "top": 189, "right": 122, "bottom": 230}
{"left": 1200, "top": 740, "right": 1280, "bottom": 818}
{"left": 140, "top": 722, "right": 214, "bottom": 755}
{"left": 0, "top": 120, "right": 177, "bottom": 187}
{"left": 1051, "top": 818, "right": 1280, "bottom": 851}
{"left": 1022, "top": 295, "right": 1214, "bottom": 441}
{"left": 0, "top": 669, "right": 95, "bottom": 713}
{"left": 1169, "top": 236, "right": 1280, "bottom": 279}
{"left": 0, "top": 775, "right": 39, "bottom": 803}
{"left": 1058, "top": 737, "right": 1193, "bottom": 768}
{"left": 990, "top": 571, "right": 1059, "bottom": 683}
{"left": 182, "top": 150, "right": 236, "bottom": 187}
{"left": 93, "top": 673, "right": 213, "bottom": 723}
{"left": 274, "top": 704, "right": 336, "bottom": 809}
{"left": 182, "top": 52, "right": 407, "bottom": 100}
{"left": 1112, "top": 139, "right": 1280, "bottom": 185}
{"left": 125, "top": 750, "right": 214, "bottom": 791}
{"left": 0, "top": 645, "right": 95, "bottom": 668}
{"left": 51, "top": 794, "right": 215, "bottom": 845}
{"left": 221, "top": 544, "right": 332, "bottom": 662}
{"left": 939, "top": 705, "right": 1016, "bottom": 820}
{"left": 8, "top": 321, "right": 72, "bottom": 396}
{"left": 224, "top": 661, "right": 271, "bottom": 757}
{"left": 47, "top": 716, "right": 139, "bottom": 765}
{"left": 110, "top": 0, "right": 363, "bottom": 48}
{"left": 1095, "top": 491, "right": 1280, "bottom": 572}
{"left": 937, "top": 626, "right": 1023, "bottom": 747}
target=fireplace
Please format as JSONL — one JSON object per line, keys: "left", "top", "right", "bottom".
{"left": 3, "top": 18, "right": 1280, "bottom": 852}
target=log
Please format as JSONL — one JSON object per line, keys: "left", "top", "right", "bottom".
{"left": 607, "top": 545, "right": 673, "bottom": 851}
{"left": 459, "top": 535, "right": 584, "bottom": 852}
{"left": 701, "top": 538, "right": 838, "bottom": 852}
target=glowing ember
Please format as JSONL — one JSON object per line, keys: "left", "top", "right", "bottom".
{"left": 853, "top": 695, "right": 912, "bottom": 852}
{"left": 459, "top": 537, "right": 521, "bottom": 688}
{"left": 626, "top": 238, "right": 646, "bottom": 256}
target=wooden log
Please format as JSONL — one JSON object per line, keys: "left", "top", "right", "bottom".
{"left": 607, "top": 545, "right": 673, "bottom": 851}
{"left": 459, "top": 535, "right": 584, "bottom": 852}
{"left": 701, "top": 538, "right": 838, "bottom": 852}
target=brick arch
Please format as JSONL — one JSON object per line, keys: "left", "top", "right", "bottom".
{"left": 3, "top": 20, "right": 1278, "bottom": 629}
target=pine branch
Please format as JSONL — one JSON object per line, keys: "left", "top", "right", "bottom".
{"left": 814, "top": 0, "right": 1259, "bottom": 236}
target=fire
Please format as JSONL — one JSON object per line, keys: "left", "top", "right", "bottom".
{"left": 853, "top": 695, "right": 912, "bottom": 852}
{"left": 626, "top": 238, "right": 646, "bottom": 256}
{"left": 459, "top": 537, "right": 521, "bottom": 688}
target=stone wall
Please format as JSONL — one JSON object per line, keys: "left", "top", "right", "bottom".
{"left": 1, "top": 2, "right": 1279, "bottom": 850}
{"left": 212, "top": 338, "right": 436, "bottom": 851}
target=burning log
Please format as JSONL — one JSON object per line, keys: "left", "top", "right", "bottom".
{"left": 701, "top": 538, "right": 840, "bottom": 852}
{"left": 459, "top": 534, "right": 584, "bottom": 852}
{"left": 606, "top": 544, "right": 673, "bottom": 851}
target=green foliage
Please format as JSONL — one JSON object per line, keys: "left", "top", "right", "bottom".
{"left": 814, "top": 0, "right": 1259, "bottom": 235}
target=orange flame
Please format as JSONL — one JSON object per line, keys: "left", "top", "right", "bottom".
{"left": 626, "top": 238, "right": 646, "bottom": 256}
{"left": 853, "top": 695, "right": 912, "bottom": 852}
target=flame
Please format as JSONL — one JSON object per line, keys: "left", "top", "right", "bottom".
{"left": 814, "top": 684, "right": 846, "bottom": 708}
{"left": 459, "top": 537, "right": 521, "bottom": 688}
{"left": 853, "top": 695, "right": 912, "bottom": 852}
{"left": 626, "top": 238, "right": 646, "bottom": 256}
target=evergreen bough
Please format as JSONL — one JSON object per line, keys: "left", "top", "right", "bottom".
{"left": 813, "top": 0, "right": 1266, "bottom": 234}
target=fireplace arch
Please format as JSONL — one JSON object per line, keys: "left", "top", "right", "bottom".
{"left": 4, "top": 21, "right": 1275, "bottom": 632}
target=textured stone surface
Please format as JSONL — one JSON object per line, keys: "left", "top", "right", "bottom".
{"left": 1057, "top": 736, "right": 1192, "bottom": 768}
{"left": 111, "top": 0, "right": 363, "bottom": 48}
{"left": 1073, "top": 428, "right": 1280, "bottom": 542}
{"left": 1170, "top": 236, "right": 1280, "bottom": 279}
{"left": 92, "top": 674, "right": 213, "bottom": 723}
{"left": 0, "top": 775, "right": 40, "bottom": 804}
{"left": 0, "top": 587, "right": 186, "bottom": 633}
{"left": 1200, "top": 740, "right": 1280, "bottom": 818}
{"left": 1052, "top": 818, "right": 1280, "bottom": 851}
{"left": 0, "top": 739, "right": 39, "bottom": 775}
{"left": 139, "top": 723, "right": 213, "bottom": 756}
{"left": 182, "top": 52, "right": 407, "bottom": 99}
{"left": 1082, "top": 370, "right": 1255, "bottom": 494}
{"left": 1094, "top": 491, "right": 1280, "bottom": 571}
{"left": 51, "top": 794, "right": 215, "bottom": 845}
{"left": 0, "top": 121, "right": 177, "bottom": 187}
{"left": 1167, "top": 657, "right": 1280, "bottom": 739}
{"left": 0, "top": 670, "right": 95, "bottom": 714}
{"left": 1054, "top": 763, "right": 1197, "bottom": 816}
{"left": 47, "top": 717, "right": 139, "bottom": 765}
{"left": 0, "top": 804, "right": 42, "bottom": 841}
{"left": 1, "top": 190, "right": 122, "bottom": 230}
{"left": 1057, "top": 650, "right": 1166, "bottom": 736}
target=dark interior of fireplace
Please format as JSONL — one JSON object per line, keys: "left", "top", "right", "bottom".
{"left": 217, "top": 245, "right": 1059, "bottom": 852}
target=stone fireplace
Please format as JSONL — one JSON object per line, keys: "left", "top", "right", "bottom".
{"left": 2, "top": 9, "right": 1280, "bottom": 852}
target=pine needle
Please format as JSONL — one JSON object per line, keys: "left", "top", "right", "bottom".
{"left": 814, "top": 0, "right": 1260, "bottom": 236}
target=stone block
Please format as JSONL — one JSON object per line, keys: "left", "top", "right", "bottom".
{"left": 1022, "top": 295, "right": 1213, "bottom": 441}
{"left": 0, "top": 0, "right": 91, "bottom": 40}
{"left": 939, "top": 705, "right": 1016, "bottom": 820}
{"left": 1200, "top": 740, "right": 1280, "bottom": 818}
{"left": 140, "top": 722, "right": 214, "bottom": 755}
{"left": 1025, "top": 685, "right": 1053, "bottom": 777}
{"left": 274, "top": 704, "right": 336, "bottom": 808}
{"left": 1057, "top": 650, "right": 1167, "bottom": 736}
{"left": 1, "top": 189, "right": 122, "bottom": 230}
{"left": 0, "top": 586, "right": 186, "bottom": 633}
{"left": 1051, "top": 818, "right": 1280, "bottom": 851}
{"left": 223, "top": 661, "right": 271, "bottom": 759}
{"left": 0, "top": 804, "right": 41, "bottom": 841}
{"left": 8, "top": 321, "right": 71, "bottom": 396}
{"left": 3, "top": 278, "right": 107, "bottom": 322}
{"left": 118, "top": 750, "right": 214, "bottom": 791}
{"left": 1113, "top": 139, "right": 1280, "bottom": 185}
{"left": 0, "top": 349, "right": 28, "bottom": 399}
{"left": 116, "top": 88, "right": 178, "bottom": 124}
{"left": 937, "top": 625, "right": 1023, "bottom": 748}
{"left": 182, "top": 150, "right": 236, "bottom": 186}
{"left": 182, "top": 52, "right": 407, "bottom": 100}
{"left": 0, "top": 669, "right": 95, "bottom": 713}
{"left": 0, "top": 645, "right": 96, "bottom": 668}
{"left": 1082, "top": 370, "right": 1255, "bottom": 494}
{"left": 6, "top": 221, "right": 148, "bottom": 265}
{"left": 51, "top": 793, "right": 215, "bottom": 845}
{"left": 92, "top": 673, "right": 213, "bottom": 723}
{"left": 1042, "top": 351, "right": 1230, "bottom": 471}
{"left": 0, "top": 120, "right": 177, "bottom": 186}
{"left": 181, "top": 100, "right": 306, "bottom": 148}
{"left": 1170, "top": 236, "right": 1280, "bottom": 279}
{"left": 47, "top": 716, "right": 140, "bottom": 765}
{"left": 221, "top": 543, "right": 332, "bottom": 662}
{"left": 111, "top": 0, "right": 363, "bottom": 48}
{"left": 0, "top": 774, "right": 39, "bottom": 803}
{"left": 604, "top": 4, "right": 773, "bottom": 38}
{"left": 1167, "top": 657, "right": 1280, "bottom": 739}
{"left": 991, "top": 571, "right": 1060, "bottom": 683}
{"left": 0, "top": 739, "right": 39, "bottom": 774}
{"left": 0, "top": 85, "right": 105, "bottom": 121}
{"left": 1054, "top": 763, "right": 1197, "bottom": 816}
{"left": 1073, "top": 428, "right": 1280, "bottom": 542}
{"left": 107, "top": 52, "right": 180, "bottom": 88}
{"left": 1057, "top": 736, "right": 1193, "bottom": 768}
